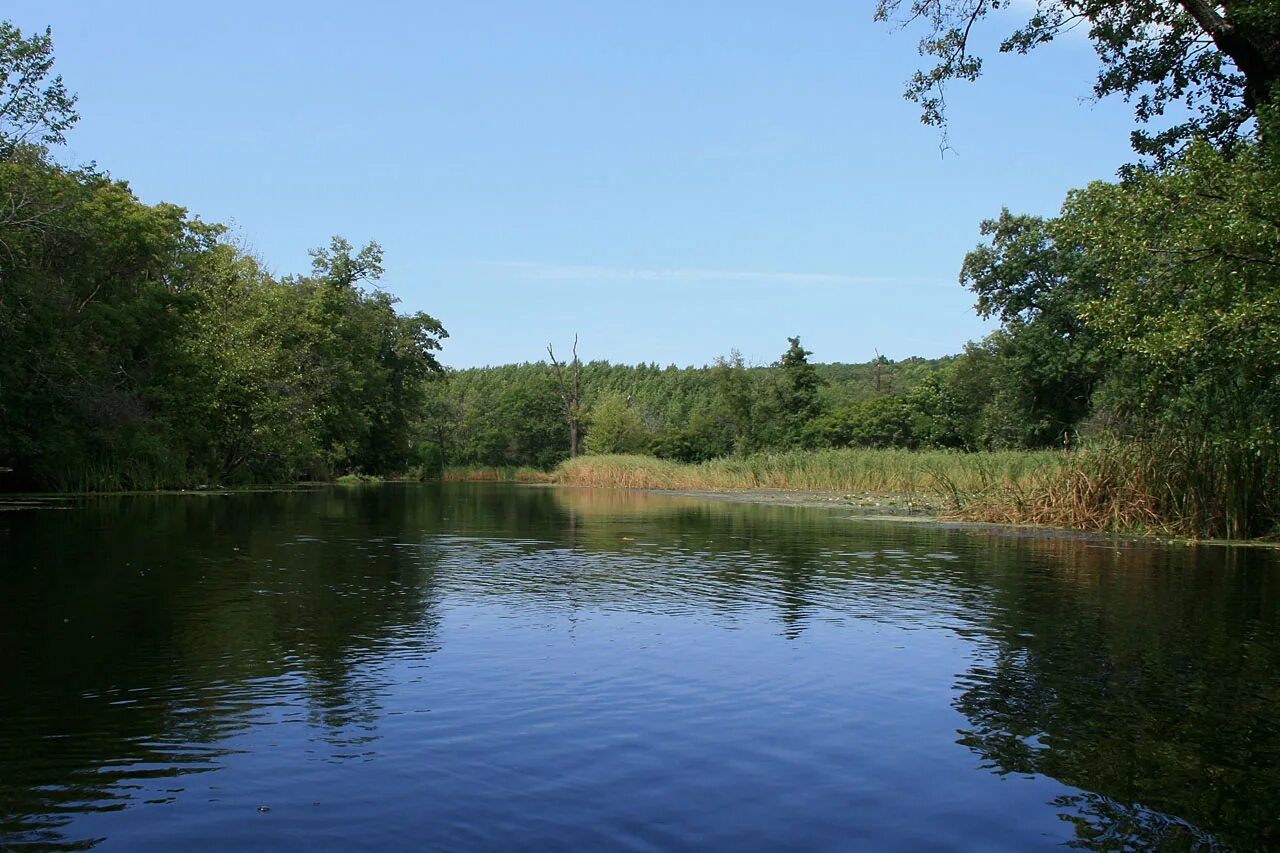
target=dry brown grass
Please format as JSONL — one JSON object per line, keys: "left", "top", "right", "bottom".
{"left": 941, "top": 461, "right": 1168, "bottom": 533}
{"left": 943, "top": 439, "right": 1277, "bottom": 540}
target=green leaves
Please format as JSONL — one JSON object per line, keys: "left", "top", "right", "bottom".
{"left": 773, "top": 336, "right": 825, "bottom": 448}
{"left": 878, "top": 0, "right": 1280, "bottom": 163}
{"left": 0, "top": 144, "right": 448, "bottom": 487}
{"left": 0, "top": 22, "right": 78, "bottom": 158}
{"left": 585, "top": 392, "right": 651, "bottom": 456}
{"left": 966, "top": 130, "right": 1280, "bottom": 535}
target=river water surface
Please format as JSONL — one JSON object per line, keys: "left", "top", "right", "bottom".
{"left": 2, "top": 484, "right": 1278, "bottom": 850}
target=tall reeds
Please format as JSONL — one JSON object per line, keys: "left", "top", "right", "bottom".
{"left": 548, "top": 442, "right": 1277, "bottom": 540}
{"left": 938, "top": 436, "right": 1277, "bottom": 540}
{"left": 553, "top": 449, "right": 1059, "bottom": 497}
{"left": 442, "top": 466, "right": 553, "bottom": 483}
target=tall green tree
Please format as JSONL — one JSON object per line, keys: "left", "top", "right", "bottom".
{"left": 0, "top": 156, "right": 195, "bottom": 488}
{"left": 1055, "top": 134, "right": 1279, "bottom": 536}
{"left": 772, "top": 336, "right": 824, "bottom": 447}
{"left": 585, "top": 391, "right": 651, "bottom": 456}
{"left": 291, "top": 236, "right": 447, "bottom": 475}
{"left": 0, "top": 22, "right": 78, "bottom": 158}
{"left": 959, "top": 211, "right": 1106, "bottom": 444}
{"left": 712, "top": 350, "right": 761, "bottom": 453}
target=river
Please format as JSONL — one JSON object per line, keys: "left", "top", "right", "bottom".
{"left": 2, "top": 483, "right": 1277, "bottom": 850}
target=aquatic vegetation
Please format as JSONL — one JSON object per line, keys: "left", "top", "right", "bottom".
{"left": 553, "top": 449, "right": 1059, "bottom": 497}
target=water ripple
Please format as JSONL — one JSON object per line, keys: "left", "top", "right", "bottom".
{"left": 2, "top": 484, "right": 1277, "bottom": 850}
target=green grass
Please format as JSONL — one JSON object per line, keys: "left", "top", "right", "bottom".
{"left": 442, "top": 466, "right": 552, "bottom": 483}
{"left": 336, "top": 473, "right": 383, "bottom": 485}
{"left": 437, "top": 443, "right": 1280, "bottom": 541}
{"left": 553, "top": 449, "right": 1062, "bottom": 497}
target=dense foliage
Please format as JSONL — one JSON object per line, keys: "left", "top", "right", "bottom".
{"left": 2, "top": 18, "right": 1276, "bottom": 537}
{"left": 424, "top": 350, "right": 972, "bottom": 472}
{"left": 0, "top": 23, "right": 445, "bottom": 489}
{"left": 877, "top": 0, "right": 1280, "bottom": 162}
{"left": 0, "top": 156, "right": 446, "bottom": 489}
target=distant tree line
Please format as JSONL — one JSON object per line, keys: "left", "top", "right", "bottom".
{"left": 419, "top": 339, "right": 1079, "bottom": 470}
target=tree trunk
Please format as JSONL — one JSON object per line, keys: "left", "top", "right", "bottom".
{"left": 1184, "top": 0, "right": 1280, "bottom": 114}
{"left": 548, "top": 335, "right": 583, "bottom": 460}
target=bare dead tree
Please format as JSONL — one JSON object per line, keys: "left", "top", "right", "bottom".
{"left": 547, "top": 334, "right": 584, "bottom": 458}
{"left": 873, "top": 349, "right": 892, "bottom": 395}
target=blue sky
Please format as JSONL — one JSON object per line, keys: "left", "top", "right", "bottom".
{"left": 12, "top": 1, "right": 1136, "bottom": 368}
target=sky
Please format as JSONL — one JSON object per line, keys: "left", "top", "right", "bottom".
{"left": 10, "top": 1, "right": 1138, "bottom": 368}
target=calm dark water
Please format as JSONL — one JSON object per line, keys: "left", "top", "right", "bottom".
{"left": 2, "top": 484, "right": 1278, "bottom": 851}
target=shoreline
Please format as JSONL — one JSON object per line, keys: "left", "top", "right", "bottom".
{"left": 640, "top": 487, "right": 935, "bottom": 512}
{"left": 558, "top": 484, "right": 1280, "bottom": 549}
{"left": 4, "top": 480, "right": 1277, "bottom": 548}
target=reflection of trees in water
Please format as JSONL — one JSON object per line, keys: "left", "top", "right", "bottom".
{"left": 950, "top": 539, "right": 1280, "bottom": 850}
{"left": 4, "top": 484, "right": 1278, "bottom": 850}
{"left": 465, "top": 486, "right": 1006, "bottom": 638}
{"left": 520, "top": 488, "right": 1280, "bottom": 847}
{"left": 0, "top": 487, "right": 445, "bottom": 848}
{"left": 1051, "top": 791, "right": 1218, "bottom": 850}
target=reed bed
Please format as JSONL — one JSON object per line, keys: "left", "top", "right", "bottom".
{"left": 452, "top": 442, "right": 1276, "bottom": 540}
{"left": 554, "top": 449, "right": 1061, "bottom": 497}
{"left": 939, "top": 452, "right": 1165, "bottom": 533}
{"left": 46, "top": 455, "right": 193, "bottom": 493}
{"left": 948, "top": 439, "right": 1278, "bottom": 540}
{"left": 442, "top": 466, "right": 553, "bottom": 483}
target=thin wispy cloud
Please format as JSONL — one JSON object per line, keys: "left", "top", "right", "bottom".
{"left": 480, "top": 261, "right": 939, "bottom": 287}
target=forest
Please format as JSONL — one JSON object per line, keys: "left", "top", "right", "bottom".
{"left": 1, "top": 8, "right": 1277, "bottom": 539}
{"left": 0, "top": 26, "right": 447, "bottom": 491}
{"left": 426, "top": 351, "right": 963, "bottom": 471}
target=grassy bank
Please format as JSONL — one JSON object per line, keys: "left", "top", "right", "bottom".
{"left": 443, "top": 445, "right": 1275, "bottom": 541}
{"left": 336, "top": 473, "right": 383, "bottom": 486}
{"left": 553, "top": 450, "right": 1060, "bottom": 498}
{"left": 550, "top": 447, "right": 1277, "bottom": 541}
{"left": 949, "top": 439, "right": 1278, "bottom": 540}
{"left": 442, "top": 466, "right": 553, "bottom": 483}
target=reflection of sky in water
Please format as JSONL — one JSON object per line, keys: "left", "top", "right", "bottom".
{"left": 1, "top": 484, "right": 1277, "bottom": 850}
